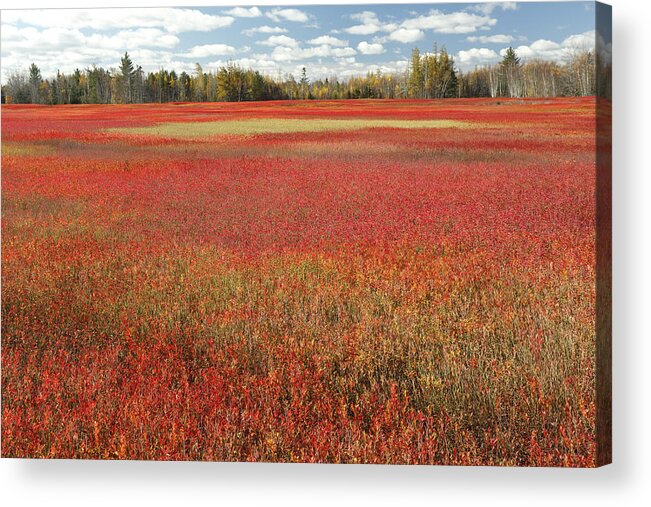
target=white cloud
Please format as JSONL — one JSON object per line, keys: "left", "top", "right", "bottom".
{"left": 467, "top": 34, "right": 515, "bottom": 44}
{"left": 357, "top": 41, "right": 386, "bottom": 55}
{"left": 351, "top": 11, "right": 380, "bottom": 24}
{"left": 267, "top": 46, "right": 302, "bottom": 62}
{"left": 1, "top": 42, "right": 197, "bottom": 81}
{"left": 388, "top": 28, "right": 424, "bottom": 44}
{"left": 330, "top": 59, "right": 408, "bottom": 79}
{"left": 1, "top": 26, "right": 84, "bottom": 51}
{"left": 206, "top": 57, "right": 279, "bottom": 74}
{"left": 266, "top": 8, "right": 310, "bottom": 23}
{"left": 596, "top": 32, "right": 612, "bottom": 64}
{"left": 242, "top": 25, "right": 287, "bottom": 36}
{"left": 1, "top": 25, "right": 181, "bottom": 52}
{"left": 273, "top": 59, "right": 407, "bottom": 80}
{"left": 186, "top": 44, "right": 238, "bottom": 59}
{"left": 400, "top": 10, "right": 497, "bottom": 34}
{"left": 456, "top": 47, "right": 500, "bottom": 67}
{"left": 267, "top": 44, "right": 356, "bottom": 63}
{"left": 307, "top": 35, "right": 348, "bottom": 47}
{"left": 470, "top": 2, "right": 518, "bottom": 16}
{"left": 530, "top": 39, "right": 561, "bottom": 52}
{"left": 120, "top": 29, "right": 179, "bottom": 49}
{"left": 258, "top": 35, "right": 300, "bottom": 48}
{"left": 1, "top": 8, "right": 235, "bottom": 33}
{"left": 0, "top": 9, "right": 238, "bottom": 81}
{"left": 500, "top": 31, "right": 596, "bottom": 63}
{"left": 329, "top": 47, "right": 357, "bottom": 58}
{"left": 345, "top": 23, "right": 383, "bottom": 36}
{"left": 563, "top": 31, "right": 596, "bottom": 52}
{"left": 344, "top": 11, "right": 397, "bottom": 35}
{"left": 2, "top": 4, "right": 603, "bottom": 87}
{"left": 344, "top": 8, "right": 496, "bottom": 43}
{"left": 224, "top": 7, "right": 262, "bottom": 18}
{"left": 203, "top": 56, "right": 409, "bottom": 81}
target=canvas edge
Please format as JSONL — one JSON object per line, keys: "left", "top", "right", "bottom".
{"left": 595, "top": 0, "right": 612, "bottom": 468}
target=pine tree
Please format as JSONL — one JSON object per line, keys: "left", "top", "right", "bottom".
{"left": 299, "top": 67, "right": 309, "bottom": 100}
{"left": 119, "top": 52, "right": 136, "bottom": 103}
{"left": 501, "top": 47, "right": 522, "bottom": 98}
{"left": 28, "top": 63, "right": 42, "bottom": 104}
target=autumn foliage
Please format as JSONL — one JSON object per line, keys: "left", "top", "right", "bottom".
{"left": 2, "top": 98, "right": 597, "bottom": 465}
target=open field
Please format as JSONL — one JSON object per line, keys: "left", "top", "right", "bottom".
{"left": 1, "top": 98, "right": 597, "bottom": 465}
{"left": 108, "top": 118, "right": 473, "bottom": 138}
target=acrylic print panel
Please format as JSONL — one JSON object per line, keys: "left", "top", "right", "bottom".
{"left": 0, "top": 1, "right": 611, "bottom": 466}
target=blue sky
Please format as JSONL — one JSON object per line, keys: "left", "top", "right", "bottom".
{"left": 1, "top": 2, "right": 605, "bottom": 82}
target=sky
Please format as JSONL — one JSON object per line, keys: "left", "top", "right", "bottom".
{"left": 0, "top": 2, "right": 606, "bottom": 82}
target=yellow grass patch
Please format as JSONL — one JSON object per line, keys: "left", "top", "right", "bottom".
{"left": 108, "top": 118, "right": 475, "bottom": 139}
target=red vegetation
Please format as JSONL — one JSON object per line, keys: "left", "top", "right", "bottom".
{"left": 2, "top": 98, "right": 597, "bottom": 465}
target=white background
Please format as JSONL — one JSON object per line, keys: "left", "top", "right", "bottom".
{"left": 1, "top": 0, "right": 649, "bottom": 505}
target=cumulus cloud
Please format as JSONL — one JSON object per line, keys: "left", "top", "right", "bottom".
{"left": 202, "top": 55, "right": 409, "bottom": 81}
{"left": 501, "top": 31, "right": 596, "bottom": 63}
{"left": 258, "top": 35, "right": 300, "bottom": 48}
{"left": 1, "top": 43, "right": 197, "bottom": 81}
{"left": 274, "top": 59, "right": 408, "bottom": 80}
{"left": 1, "top": 4, "right": 603, "bottom": 87}
{"left": 344, "top": 11, "right": 396, "bottom": 35}
{"left": 345, "top": 24, "right": 383, "bottom": 36}
{"left": 456, "top": 47, "right": 500, "bottom": 67}
{"left": 242, "top": 25, "right": 287, "bottom": 36}
{"left": 266, "top": 8, "right": 310, "bottom": 23}
{"left": 307, "top": 35, "right": 348, "bottom": 47}
{"left": 333, "top": 59, "right": 407, "bottom": 79}
{"left": 467, "top": 34, "right": 515, "bottom": 44}
{"left": 400, "top": 10, "right": 497, "bottom": 34}
{"left": 256, "top": 34, "right": 358, "bottom": 63}
{"left": 470, "top": 2, "right": 518, "bottom": 16}
{"left": 2, "top": 8, "right": 234, "bottom": 33}
{"left": 562, "top": 31, "right": 596, "bottom": 52}
{"left": 0, "top": 9, "right": 233, "bottom": 80}
{"left": 1, "top": 25, "right": 181, "bottom": 53}
{"left": 329, "top": 47, "right": 357, "bottom": 58}
{"left": 454, "top": 29, "right": 600, "bottom": 71}
{"left": 224, "top": 7, "right": 262, "bottom": 18}
{"left": 186, "top": 44, "right": 238, "bottom": 59}
{"left": 357, "top": 41, "right": 386, "bottom": 55}
{"left": 344, "top": 8, "right": 496, "bottom": 43}
{"left": 268, "top": 44, "right": 356, "bottom": 62}
{"left": 351, "top": 11, "right": 380, "bottom": 24}
{"left": 388, "top": 28, "right": 424, "bottom": 44}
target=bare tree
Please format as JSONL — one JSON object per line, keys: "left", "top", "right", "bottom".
{"left": 564, "top": 38, "right": 596, "bottom": 96}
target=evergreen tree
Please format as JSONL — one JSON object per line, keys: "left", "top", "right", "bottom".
{"left": 70, "top": 69, "right": 82, "bottom": 104}
{"left": 28, "top": 63, "right": 42, "bottom": 104}
{"left": 119, "top": 52, "right": 136, "bottom": 103}
{"left": 501, "top": 47, "right": 522, "bottom": 98}
{"left": 178, "top": 72, "right": 191, "bottom": 101}
{"left": 299, "top": 67, "right": 309, "bottom": 100}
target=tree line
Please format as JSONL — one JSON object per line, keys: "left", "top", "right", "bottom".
{"left": 1, "top": 44, "right": 609, "bottom": 105}
{"left": 458, "top": 46, "right": 610, "bottom": 99}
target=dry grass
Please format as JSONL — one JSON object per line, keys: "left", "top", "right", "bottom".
{"left": 108, "top": 118, "right": 476, "bottom": 139}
